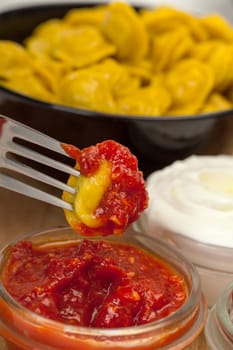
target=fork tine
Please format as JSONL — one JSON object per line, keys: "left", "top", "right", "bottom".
{"left": 2, "top": 157, "right": 76, "bottom": 193}
{"left": 7, "top": 117, "right": 69, "bottom": 157}
{"left": 0, "top": 115, "right": 79, "bottom": 209}
{"left": 6, "top": 142, "right": 80, "bottom": 177}
{"left": 0, "top": 173, "right": 73, "bottom": 210}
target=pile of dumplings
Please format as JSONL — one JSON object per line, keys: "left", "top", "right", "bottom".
{"left": 0, "top": 1, "right": 233, "bottom": 117}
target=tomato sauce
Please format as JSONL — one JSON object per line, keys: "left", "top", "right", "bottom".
{"left": 62, "top": 140, "right": 148, "bottom": 236}
{"left": 3, "top": 238, "right": 187, "bottom": 328}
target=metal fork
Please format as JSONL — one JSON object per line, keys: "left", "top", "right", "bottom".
{"left": 0, "top": 115, "right": 80, "bottom": 211}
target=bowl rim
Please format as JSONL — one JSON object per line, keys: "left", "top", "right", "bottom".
{"left": 0, "top": 1, "right": 233, "bottom": 123}
{"left": 1, "top": 85, "right": 232, "bottom": 123}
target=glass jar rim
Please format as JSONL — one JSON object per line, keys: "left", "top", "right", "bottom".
{"left": 216, "top": 280, "right": 233, "bottom": 342}
{"left": 0, "top": 225, "right": 205, "bottom": 339}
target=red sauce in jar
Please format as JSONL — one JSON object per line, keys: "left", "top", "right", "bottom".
{"left": 3, "top": 238, "right": 187, "bottom": 328}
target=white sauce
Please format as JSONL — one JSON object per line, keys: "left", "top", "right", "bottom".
{"left": 146, "top": 155, "right": 233, "bottom": 248}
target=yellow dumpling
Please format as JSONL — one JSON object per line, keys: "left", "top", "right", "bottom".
{"left": 201, "top": 15, "right": 233, "bottom": 42}
{"left": 117, "top": 86, "right": 171, "bottom": 116}
{"left": 150, "top": 73, "right": 166, "bottom": 87}
{"left": 0, "top": 41, "right": 32, "bottom": 79}
{"left": 206, "top": 43, "right": 233, "bottom": 92}
{"left": 122, "top": 59, "right": 152, "bottom": 83}
{"left": 164, "top": 58, "right": 214, "bottom": 113}
{"left": 91, "top": 59, "right": 140, "bottom": 98}
{"left": 24, "top": 19, "right": 70, "bottom": 57}
{"left": 190, "top": 39, "right": 223, "bottom": 61}
{"left": 64, "top": 5, "right": 107, "bottom": 27}
{"left": 29, "top": 19, "right": 67, "bottom": 39}
{"left": 51, "top": 25, "right": 116, "bottom": 68}
{"left": 25, "top": 36, "right": 52, "bottom": 58}
{"left": 200, "top": 93, "right": 233, "bottom": 113}
{"left": 151, "top": 28, "right": 194, "bottom": 72}
{"left": 63, "top": 160, "right": 112, "bottom": 229}
{"left": 26, "top": 20, "right": 116, "bottom": 68}
{"left": 58, "top": 69, "right": 116, "bottom": 113}
{"left": 32, "top": 56, "right": 72, "bottom": 94}
{"left": 102, "top": 1, "right": 149, "bottom": 61}
{"left": 141, "top": 6, "right": 208, "bottom": 42}
{"left": 2, "top": 71, "right": 56, "bottom": 103}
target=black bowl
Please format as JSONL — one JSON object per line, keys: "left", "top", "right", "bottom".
{"left": 0, "top": 2, "right": 232, "bottom": 175}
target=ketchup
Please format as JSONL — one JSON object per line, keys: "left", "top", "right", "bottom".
{"left": 3, "top": 238, "right": 187, "bottom": 328}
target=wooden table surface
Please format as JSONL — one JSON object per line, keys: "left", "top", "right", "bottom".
{"left": 1, "top": 115, "right": 233, "bottom": 349}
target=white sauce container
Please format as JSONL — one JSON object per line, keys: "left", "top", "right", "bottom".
{"left": 140, "top": 155, "right": 233, "bottom": 306}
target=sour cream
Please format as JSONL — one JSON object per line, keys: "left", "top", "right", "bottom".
{"left": 146, "top": 155, "right": 233, "bottom": 248}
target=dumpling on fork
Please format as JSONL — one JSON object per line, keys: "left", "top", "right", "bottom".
{"left": 62, "top": 140, "right": 148, "bottom": 236}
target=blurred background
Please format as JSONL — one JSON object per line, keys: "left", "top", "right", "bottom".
{"left": 1, "top": 0, "right": 233, "bottom": 20}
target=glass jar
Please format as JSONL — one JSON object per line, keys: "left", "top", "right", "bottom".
{"left": 0, "top": 226, "right": 207, "bottom": 350}
{"left": 205, "top": 281, "right": 233, "bottom": 350}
